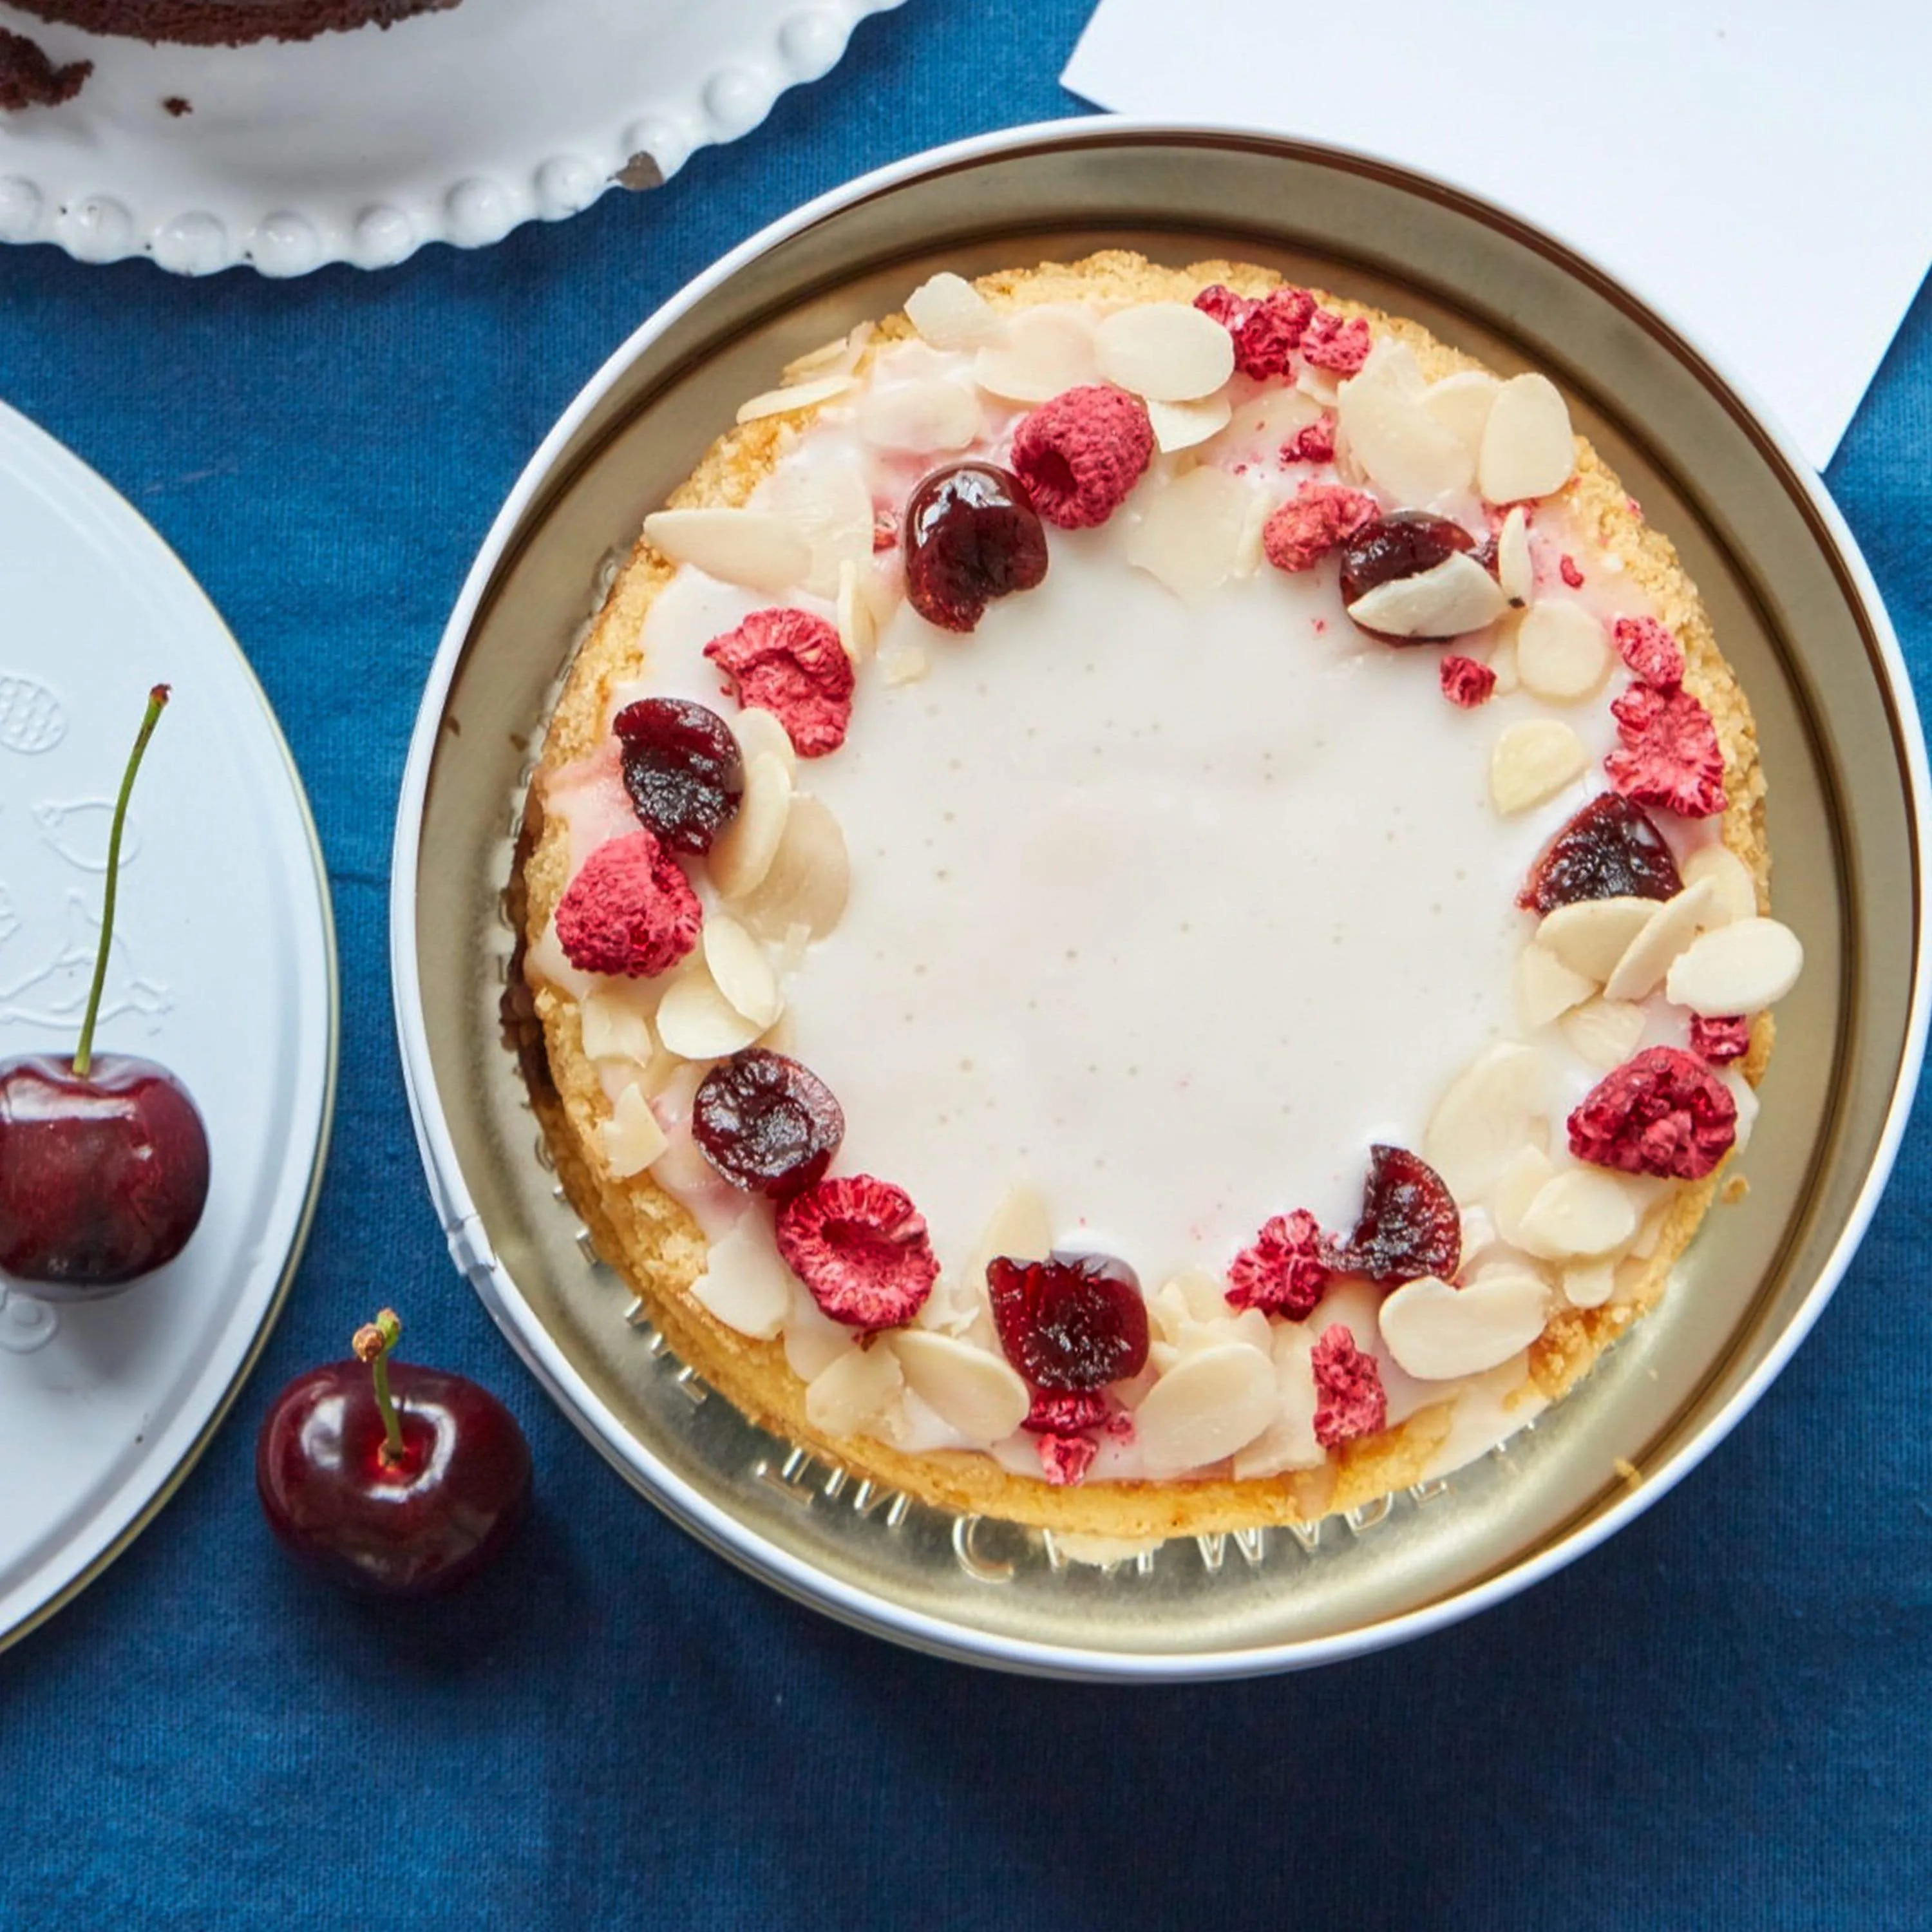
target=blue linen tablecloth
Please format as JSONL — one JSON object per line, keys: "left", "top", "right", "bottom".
{"left": 4, "top": 3, "right": 1931, "bottom": 1924}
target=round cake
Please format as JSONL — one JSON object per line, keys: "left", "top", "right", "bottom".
{"left": 8, "top": 0, "right": 455, "bottom": 46}
{"left": 508, "top": 251, "right": 1803, "bottom": 1543}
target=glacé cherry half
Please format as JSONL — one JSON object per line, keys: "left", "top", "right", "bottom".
{"left": 256, "top": 1309, "right": 532, "bottom": 1598}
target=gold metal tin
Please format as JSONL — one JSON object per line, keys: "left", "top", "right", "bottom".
{"left": 390, "top": 123, "right": 1927, "bottom": 1680}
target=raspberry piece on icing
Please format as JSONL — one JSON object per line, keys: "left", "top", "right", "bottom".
{"left": 1262, "top": 483, "right": 1379, "bottom": 573}
{"left": 703, "top": 607, "right": 854, "bottom": 758}
{"left": 1226, "top": 1210, "right": 1330, "bottom": 1320}
{"left": 554, "top": 829, "right": 701, "bottom": 979}
{"left": 1605, "top": 683, "right": 1727, "bottom": 819}
{"left": 774, "top": 1175, "right": 938, "bottom": 1329}
{"left": 1192, "top": 283, "right": 1251, "bottom": 330}
{"left": 1440, "top": 655, "right": 1497, "bottom": 708}
{"left": 1690, "top": 1014, "right": 1752, "bottom": 1065}
{"left": 1559, "top": 554, "right": 1586, "bottom": 589}
{"left": 1613, "top": 615, "right": 1687, "bottom": 687}
{"left": 1300, "top": 309, "right": 1372, "bottom": 374}
{"left": 1567, "top": 1046, "right": 1738, "bottom": 1180}
{"left": 1023, "top": 1389, "right": 1110, "bottom": 1436}
{"left": 1282, "top": 417, "right": 1337, "bottom": 464}
{"left": 1311, "top": 1326, "right": 1387, "bottom": 1448}
{"left": 1009, "top": 384, "right": 1155, "bottom": 529}
{"left": 1037, "top": 1434, "right": 1097, "bottom": 1486}
{"left": 1232, "top": 287, "right": 1319, "bottom": 378}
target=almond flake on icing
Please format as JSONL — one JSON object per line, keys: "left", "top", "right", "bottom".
{"left": 642, "top": 508, "right": 812, "bottom": 595}
{"left": 880, "top": 643, "right": 930, "bottom": 686}
{"left": 1420, "top": 369, "right": 1500, "bottom": 459}
{"left": 735, "top": 374, "right": 857, "bottom": 424}
{"left": 1493, "top": 1146, "right": 1557, "bottom": 1249}
{"left": 1336, "top": 374, "right": 1474, "bottom": 504}
{"left": 1478, "top": 372, "right": 1577, "bottom": 504}
{"left": 1349, "top": 553, "right": 1509, "bottom": 638}
{"left": 1423, "top": 1041, "right": 1547, "bottom": 1202}
{"left": 728, "top": 704, "right": 796, "bottom": 777}
{"left": 1094, "top": 301, "right": 1235, "bottom": 402}
{"left": 1681, "top": 843, "right": 1757, "bottom": 923}
{"left": 1513, "top": 1168, "right": 1640, "bottom": 1261}
{"left": 703, "top": 914, "right": 782, "bottom": 1028}
{"left": 1601, "top": 879, "right": 1722, "bottom": 1003}
{"left": 578, "top": 991, "right": 654, "bottom": 1066}
{"left": 1517, "top": 941, "right": 1595, "bottom": 1028}
{"left": 710, "top": 752, "right": 793, "bottom": 900}
{"left": 1559, "top": 996, "right": 1647, "bottom": 1070}
{"left": 755, "top": 464, "right": 873, "bottom": 599}
{"left": 1231, "top": 1329, "right": 1324, "bottom": 1479}
{"left": 1489, "top": 718, "right": 1588, "bottom": 814}
{"left": 690, "top": 1216, "right": 793, "bottom": 1340}
{"left": 855, "top": 377, "right": 982, "bottom": 454}
{"left": 656, "top": 963, "right": 766, "bottom": 1061}
{"left": 835, "top": 560, "right": 876, "bottom": 662}
{"left": 1122, "top": 466, "right": 1253, "bottom": 601}
{"left": 737, "top": 793, "right": 849, "bottom": 943}
{"left": 1497, "top": 506, "right": 1533, "bottom": 607}
{"left": 904, "top": 272, "right": 998, "bottom": 350}
{"left": 1379, "top": 1268, "right": 1549, "bottom": 1380}
{"left": 804, "top": 1343, "right": 905, "bottom": 1437}
{"left": 972, "top": 309, "right": 1100, "bottom": 403}
{"left": 1562, "top": 1256, "right": 1618, "bottom": 1309}
{"left": 1665, "top": 918, "right": 1804, "bottom": 1016}
{"left": 963, "top": 1180, "right": 1054, "bottom": 1292}
{"left": 781, "top": 322, "right": 875, "bottom": 386}
{"left": 891, "top": 1331, "right": 1030, "bottom": 1443}
{"left": 1537, "top": 895, "right": 1659, "bottom": 984}
{"left": 600, "top": 1082, "right": 668, "bottom": 1179}
{"left": 1515, "top": 601, "right": 1609, "bottom": 703}
{"left": 1146, "top": 393, "right": 1233, "bottom": 453}
{"left": 1132, "top": 1343, "right": 1276, "bottom": 1477}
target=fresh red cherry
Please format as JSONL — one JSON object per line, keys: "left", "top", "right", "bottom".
{"left": 256, "top": 1309, "right": 533, "bottom": 1598}
{"left": 0, "top": 685, "right": 211, "bottom": 1298}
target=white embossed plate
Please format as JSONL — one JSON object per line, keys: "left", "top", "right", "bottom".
{"left": 0, "top": 398, "right": 336, "bottom": 1651}
{"left": 0, "top": 0, "right": 906, "bottom": 276}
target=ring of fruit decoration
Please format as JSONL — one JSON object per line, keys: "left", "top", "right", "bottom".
{"left": 508, "top": 252, "right": 1801, "bottom": 1542}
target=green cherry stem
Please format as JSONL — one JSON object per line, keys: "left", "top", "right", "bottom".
{"left": 72, "top": 683, "right": 170, "bottom": 1081}
{"left": 352, "top": 1308, "right": 407, "bottom": 1466}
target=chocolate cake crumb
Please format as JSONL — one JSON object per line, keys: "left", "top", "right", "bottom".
{"left": 162, "top": 93, "right": 191, "bottom": 115}
{"left": 0, "top": 27, "right": 92, "bottom": 109}
{"left": 11, "top": 0, "right": 459, "bottom": 50}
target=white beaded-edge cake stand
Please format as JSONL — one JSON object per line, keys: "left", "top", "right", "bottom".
{"left": 0, "top": 0, "right": 906, "bottom": 274}
{"left": 0, "top": 399, "right": 336, "bottom": 1652}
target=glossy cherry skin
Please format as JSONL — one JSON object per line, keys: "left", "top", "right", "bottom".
{"left": 0, "top": 1053, "right": 211, "bottom": 1296}
{"left": 256, "top": 1360, "right": 533, "bottom": 1598}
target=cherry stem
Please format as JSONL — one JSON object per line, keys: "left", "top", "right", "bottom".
{"left": 352, "top": 1308, "right": 406, "bottom": 1467}
{"left": 73, "top": 684, "right": 170, "bottom": 1081}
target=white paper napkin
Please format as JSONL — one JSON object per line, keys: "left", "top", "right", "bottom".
{"left": 1064, "top": 1, "right": 1932, "bottom": 466}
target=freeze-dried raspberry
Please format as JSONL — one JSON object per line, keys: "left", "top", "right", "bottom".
{"left": 1037, "top": 1434, "right": 1097, "bottom": 1486}
{"left": 1605, "top": 683, "right": 1726, "bottom": 819}
{"left": 1440, "top": 655, "right": 1497, "bottom": 708}
{"left": 1311, "top": 1326, "right": 1386, "bottom": 1448}
{"left": 1559, "top": 554, "right": 1586, "bottom": 589}
{"left": 1009, "top": 384, "right": 1155, "bottom": 529}
{"left": 1690, "top": 1014, "right": 1751, "bottom": 1065}
{"left": 1567, "top": 1046, "right": 1738, "bottom": 1180}
{"left": 1023, "top": 1389, "right": 1110, "bottom": 1436}
{"left": 1226, "top": 1209, "right": 1330, "bottom": 1319}
{"left": 1613, "top": 615, "right": 1686, "bottom": 687}
{"left": 554, "top": 829, "right": 701, "bottom": 979}
{"left": 1230, "top": 287, "right": 1319, "bottom": 378}
{"left": 1262, "top": 483, "right": 1379, "bottom": 573}
{"left": 1193, "top": 283, "right": 1250, "bottom": 330}
{"left": 1282, "top": 417, "right": 1336, "bottom": 464}
{"left": 1301, "top": 309, "right": 1372, "bottom": 373}
{"left": 774, "top": 1175, "right": 938, "bottom": 1329}
{"left": 703, "top": 607, "right": 854, "bottom": 758}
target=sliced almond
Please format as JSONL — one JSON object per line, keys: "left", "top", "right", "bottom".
{"left": 1665, "top": 918, "right": 1804, "bottom": 1015}
{"left": 728, "top": 704, "right": 796, "bottom": 777}
{"left": 738, "top": 793, "right": 849, "bottom": 943}
{"left": 1515, "top": 601, "right": 1609, "bottom": 702}
{"left": 904, "top": 270, "right": 997, "bottom": 350}
{"left": 1133, "top": 1344, "right": 1276, "bottom": 1478}
{"left": 1493, "top": 1146, "right": 1555, "bottom": 1248}
{"left": 973, "top": 309, "right": 1099, "bottom": 403}
{"left": 804, "top": 1343, "right": 904, "bottom": 1437}
{"left": 891, "top": 1331, "right": 1030, "bottom": 1442}
{"left": 690, "top": 1216, "right": 793, "bottom": 1340}
{"left": 1514, "top": 1168, "right": 1639, "bottom": 1260}
{"left": 1517, "top": 940, "right": 1595, "bottom": 1028}
{"left": 656, "top": 963, "right": 765, "bottom": 1060}
{"left": 1489, "top": 718, "right": 1587, "bottom": 815}
{"left": 1335, "top": 375, "right": 1474, "bottom": 503}
{"left": 965, "top": 1181, "right": 1054, "bottom": 1289}
{"left": 781, "top": 321, "right": 873, "bottom": 385}
{"left": 643, "top": 508, "right": 811, "bottom": 595}
{"left": 1122, "top": 467, "right": 1252, "bottom": 601}
{"left": 1379, "top": 1268, "right": 1549, "bottom": 1380}
{"left": 783, "top": 1282, "right": 858, "bottom": 1380}
{"left": 1681, "top": 842, "right": 1758, "bottom": 922}
{"left": 1477, "top": 372, "right": 1576, "bottom": 504}
{"left": 735, "top": 373, "right": 855, "bottom": 424}
{"left": 1559, "top": 996, "right": 1647, "bottom": 1069}
{"left": 1423, "top": 1042, "right": 1546, "bottom": 1201}
{"left": 1489, "top": 632, "right": 1520, "bottom": 696}
{"left": 757, "top": 464, "right": 873, "bottom": 598}
{"left": 1721, "top": 1066, "right": 1761, "bottom": 1151}
{"left": 598, "top": 1081, "right": 667, "bottom": 1179}
{"left": 1562, "top": 1257, "right": 1617, "bottom": 1310}
{"left": 880, "top": 644, "right": 930, "bottom": 687}
{"left": 1348, "top": 553, "right": 1508, "bottom": 639}
{"left": 835, "top": 559, "right": 876, "bottom": 662}
{"left": 1146, "top": 393, "right": 1233, "bottom": 453}
{"left": 1537, "top": 895, "right": 1658, "bottom": 982}
{"left": 1231, "top": 1331, "right": 1323, "bottom": 1479}
{"left": 710, "top": 752, "right": 793, "bottom": 901}
{"left": 703, "top": 915, "right": 782, "bottom": 1028}
{"left": 578, "top": 991, "right": 654, "bottom": 1066}
{"left": 1421, "top": 369, "right": 1499, "bottom": 457}
{"left": 856, "top": 377, "right": 981, "bottom": 453}
{"left": 1497, "top": 506, "right": 1533, "bottom": 607}
{"left": 1233, "top": 486, "right": 1271, "bottom": 579}
{"left": 1094, "top": 301, "right": 1234, "bottom": 402}
{"left": 1602, "top": 878, "right": 1721, "bottom": 1001}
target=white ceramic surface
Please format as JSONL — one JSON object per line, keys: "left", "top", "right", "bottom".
{"left": 0, "top": 0, "right": 907, "bottom": 275}
{"left": 0, "top": 399, "right": 336, "bottom": 1651}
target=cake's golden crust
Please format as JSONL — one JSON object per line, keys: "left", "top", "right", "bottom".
{"left": 515, "top": 252, "right": 1771, "bottom": 1539}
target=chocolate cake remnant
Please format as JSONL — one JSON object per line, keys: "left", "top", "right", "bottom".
{"left": 12, "top": 0, "right": 460, "bottom": 50}
{"left": 162, "top": 93, "right": 192, "bottom": 115}
{"left": 0, "top": 27, "right": 91, "bottom": 109}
